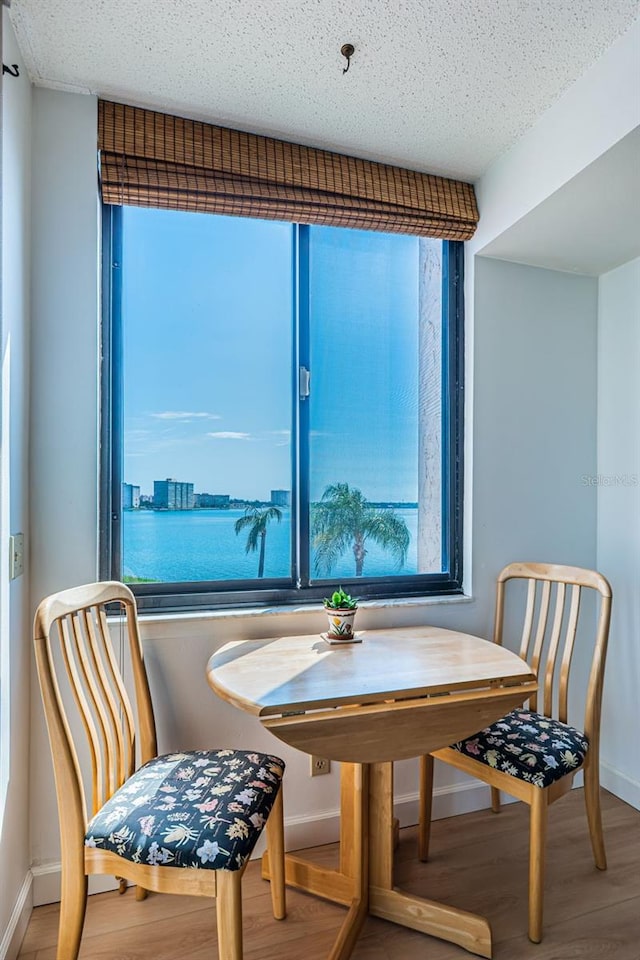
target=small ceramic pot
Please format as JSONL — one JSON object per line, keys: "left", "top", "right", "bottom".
{"left": 325, "top": 606, "right": 357, "bottom": 640}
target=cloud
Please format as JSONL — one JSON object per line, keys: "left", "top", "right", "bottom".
{"left": 269, "top": 429, "right": 291, "bottom": 447}
{"left": 151, "top": 411, "right": 221, "bottom": 422}
{"left": 207, "top": 431, "right": 252, "bottom": 440}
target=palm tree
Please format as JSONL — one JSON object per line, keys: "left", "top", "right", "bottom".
{"left": 312, "top": 482, "right": 410, "bottom": 578}
{"left": 234, "top": 505, "right": 282, "bottom": 578}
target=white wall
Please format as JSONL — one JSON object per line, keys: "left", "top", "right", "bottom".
{"left": 26, "top": 88, "right": 601, "bottom": 903}
{"left": 1, "top": 10, "right": 33, "bottom": 959}
{"left": 597, "top": 257, "right": 640, "bottom": 809}
{"left": 473, "top": 257, "right": 598, "bottom": 575}
{"left": 29, "top": 88, "right": 100, "bottom": 903}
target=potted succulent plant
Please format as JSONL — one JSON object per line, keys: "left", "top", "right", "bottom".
{"left": 323, "top": 587, "right": 358, "bottom": 642}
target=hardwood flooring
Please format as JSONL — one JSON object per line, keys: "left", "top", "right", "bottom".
{"left": 18, "top": 788, "right": 640, "bottom": 959}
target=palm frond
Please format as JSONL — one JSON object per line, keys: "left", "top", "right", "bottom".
{"left": 234, "top": 505, "right": 282, "bottom": 556}
{"left": 264, "top": 506, "right": 283, "bottom": 524}
{"left": 312, "top": 483, "right": 411, "bottom": 576}
{"left": 234, "top": 514, "right": 255, "bottom": 535}
{"left": 313, "top": 530, "right": 345, "bottom": 576}
{"left": 245, "top": 524, "right": 260, "bottom": 554}
{"left": 363, "top": 511, "right": 410, "bottom": 568}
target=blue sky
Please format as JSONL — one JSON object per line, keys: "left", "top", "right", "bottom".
{"left": 307, "top": 227, "right": 419, "bottom": 502}
{"left": 123, "top": 208, "right": 420, "bottom": 502}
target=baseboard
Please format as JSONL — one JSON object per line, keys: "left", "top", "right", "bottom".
{"left": 33, "top": 777, "right": 498, "bottom": 906}
{"left": 262, "top": 776, "right": 505, "bottom": 856}
{"left": 601, "top": 761, "right": 640, "bottom": 810}
{"left": 31, "top": 861, "right": 124, "bottom": 908}
{"left": 396, "top": 776, "right": 515, "bottom": 831}
{"left": 0, "top": 872, "right": 32, "bottom": 960}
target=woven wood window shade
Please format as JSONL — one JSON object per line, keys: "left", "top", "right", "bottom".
{"left": 98, "top": 100, "right": 479, "bottom": 240}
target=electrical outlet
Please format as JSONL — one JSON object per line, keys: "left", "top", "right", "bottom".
{"left": 310, "top": 756, "right": 331, "bottom": 777}
{"left": 9, "top": 533, "right": 24, "bottom": 580}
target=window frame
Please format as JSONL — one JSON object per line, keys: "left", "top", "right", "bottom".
{"left": 99, "top": 204, "right": 465, "bottom": 611}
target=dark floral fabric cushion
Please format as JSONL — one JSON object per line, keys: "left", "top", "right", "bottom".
{"left": 85, "top": 749, "right": 284, "bottom": 871}
{"left": 452, "top": 710, "right": 589, "bottom": 788}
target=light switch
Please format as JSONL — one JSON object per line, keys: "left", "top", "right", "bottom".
{"left": 9, "top": 533, "right": 24, "bottom": 580}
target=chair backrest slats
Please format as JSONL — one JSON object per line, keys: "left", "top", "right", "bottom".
{"left": 496, "top": 562, "right": 612, "bottom": 751}
{"left": 83, "top": 606, "right": 128, "bottom": 799}
{"left": 529, "top": 579, "right": 550, "bottom": 713}
{"left": 33, "top": 582, "right": 158, "bottom": 837}
{"left": 71, "top": 609, "right": 118, "bottom": 812}
{"left": 125, "top": 601, "right": 157, "bottom": 766}
{"left": 543, "top": 581, "right": 566, "bottom": 718}
{"left": 558, "top": 584, "right": 581, "bottom": 724}
{"left": 59, "top": 614, "right": 105, "bottom": 814}
{"left": 98, "top": 607, "right": 137, "bottom": 783}
{"left": 518, "top": 578, "right": 537, "bottom": 661}
{"left": 79, "top": 608, "right": 118, "bottom": 812}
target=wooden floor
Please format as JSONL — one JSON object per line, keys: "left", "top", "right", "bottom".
{"left": 19, "top": 789, "right": 640, "bottom": 960}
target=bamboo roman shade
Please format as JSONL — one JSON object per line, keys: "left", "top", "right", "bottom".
{"left": 98, "top": 100, "right": 479, "bottom": 240}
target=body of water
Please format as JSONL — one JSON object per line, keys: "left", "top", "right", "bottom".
{"left": 123, "top": 508, "right": 419, "bottom": 583}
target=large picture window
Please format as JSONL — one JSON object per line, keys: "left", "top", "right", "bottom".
{"left": 101, "top": 205, "right": 464, "bottom": 610}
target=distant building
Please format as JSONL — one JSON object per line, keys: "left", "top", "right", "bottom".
{"left": 196, "top": 493, "right": 230, "bottom": 508}
{"left": 270, "top": 489, "right": 290, "bottom": 508}
{"left": 153, "top": 478, "right": 194, "bottom": 510}
{"left": 122, "top": 483, "right": 140, "bottom": 509}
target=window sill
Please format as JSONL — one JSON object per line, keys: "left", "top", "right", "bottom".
{"left": 135, "top": 592, "right": 474, "bottom": 627}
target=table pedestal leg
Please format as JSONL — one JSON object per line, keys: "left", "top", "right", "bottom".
{"left": 328, "top": 763, "right": 369, "bottom": 960}
{"left": 368, "top": 761, "right": 492, "bottom": 959}
{"left": 261, "top": 763, "right": 368, "bottom": 960}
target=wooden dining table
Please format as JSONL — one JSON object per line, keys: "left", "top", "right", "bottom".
{"left": 206, "top": 625, "right": 537, "bottom": 960}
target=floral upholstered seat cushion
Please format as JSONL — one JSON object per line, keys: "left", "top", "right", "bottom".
{"left": 451, "top": 710, "right": 589, "bottom": 788}
{"left": 85, "top": 749, "right": 284, "bottom": 871}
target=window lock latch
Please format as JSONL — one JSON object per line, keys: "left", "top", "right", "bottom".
{"left": 299, "top": 366, "right": 311, "bottom": 400}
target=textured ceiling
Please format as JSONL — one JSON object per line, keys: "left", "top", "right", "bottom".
{"left": 9, "top": 0, "right": 639, "bottom": 181}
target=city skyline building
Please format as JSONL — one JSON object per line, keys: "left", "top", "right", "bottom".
{"left": 270, "top": 489, "right": 291, "bottom": 508}
{"left": 153, "top": 478, "right": 195, "bottom": 510}
{"left": 122, "top": 483, "right": 140, "bottom": 509}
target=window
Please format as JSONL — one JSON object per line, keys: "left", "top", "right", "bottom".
{"left": 101, "top": 206, "right": 464, "bottom": 610}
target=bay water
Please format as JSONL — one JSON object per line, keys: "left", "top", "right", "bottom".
{"left": 123, "top": 507, "right": 419, "bottom": 583}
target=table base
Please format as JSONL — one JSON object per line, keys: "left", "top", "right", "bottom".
{"left": 262, "top": 761, "right": 492, "bottom": 960}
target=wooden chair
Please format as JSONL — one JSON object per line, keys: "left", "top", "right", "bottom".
{"left": 34, "top": 581, "right": 286, "bottom": 960}
{"left": 417, "top": 562, "right": 612, "bottom": 943}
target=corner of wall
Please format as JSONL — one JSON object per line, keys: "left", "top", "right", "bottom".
{"left": 1, "top": 6, "right": 34, "bottom": 957}
{"left": 596, "top": 255, "right": 640, "bottom": 809}
{"left": 472, "top": 18, "right": 640, "bottom": 252}
{"left": 0, "top": 872, "right": 32, "bottom": 960}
